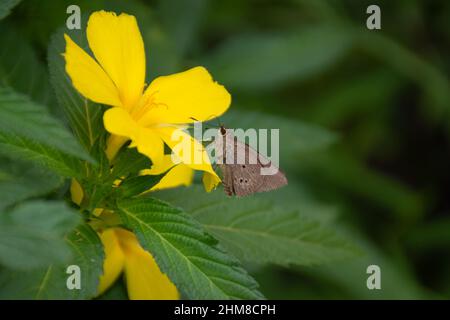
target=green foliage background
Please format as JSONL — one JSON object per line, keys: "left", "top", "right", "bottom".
{"left": 0, "top": 0, "right": 449, "bottom": 299}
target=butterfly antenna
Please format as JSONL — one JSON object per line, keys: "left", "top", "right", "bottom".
{"left": 216, "top": 116, "right": 222, "bottom": 128}
{"left": 189, "top": 115, "right": 221, "bottom": 129}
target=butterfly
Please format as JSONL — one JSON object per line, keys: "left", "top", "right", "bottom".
{"left": 213, "top": 126, "right": 288, "bottom": 197}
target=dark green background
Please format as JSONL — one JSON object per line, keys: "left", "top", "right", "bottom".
{"left": 1, "top": 0, "right": 449, "bottom": 299}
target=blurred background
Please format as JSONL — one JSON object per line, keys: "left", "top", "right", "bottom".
{"left": 1, "top": 0, "right": 449, "bottom": 299}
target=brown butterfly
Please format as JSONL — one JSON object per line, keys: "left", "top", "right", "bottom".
{"left": 213, "top": 126, "right": 288, "bottom": 197}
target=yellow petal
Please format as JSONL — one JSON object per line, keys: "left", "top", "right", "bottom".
{"left": 156, "top": 127, "right": 219, "bottom": 177}
{"left": 93, "top": 208, "right": 104, "bottom": 217}
{"left": 136, "top": 128, "right": 165, "bottom": 166}
{"left": 142, "top": 154, "right": 176, "bottom": 175}
{"left": 116, "top": 229, "right": 179, "bottom": 300}
{"left": 87, "top": 11, "right": 145, "bottom": 109}
{"left": 139, "top": 66, "right": 231, "bottom": 126}
{"left": 64, "top": 34, "right": 121, "bottom": 107}
{"left": 202, "top": 172, "right": 221, "bottom": 192}
{"left": 106, "top": 134, "right": 129, "bottom": 161}
{"left": 98, "top": 229, "right": 125, "bottom": 296}
{"left": 150, "top": 164, "right": 194, "bottom": 191}
{"left": 104, "top": 107, "right": 164, "bottom": 164}
{"left": 70, "top": 179, "right": 83, "bottom": 205}
{"left": 141, "top": 154, "right": 193, "bottom": 191}
{"left": 70, "top": 179, "right": 104, "bottom": 215}
{"left": 104, "top": 107, "right": 137, "bottom": 146}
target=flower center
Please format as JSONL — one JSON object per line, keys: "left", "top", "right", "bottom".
{"left": 130, "top": 90, "right": 167, "bottom": 123}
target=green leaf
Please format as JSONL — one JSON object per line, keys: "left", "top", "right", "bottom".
{"left": 111, "top": 147, "right": 151, "bottom": 179}
{"left": 0, "top": 23, "right": 52, "bottom": 104}
{"left": 0, "top": 0, "right": 21, "bottom": 20}
{"left": 204, "top": 26, "right": 353, "bottom": 90}
{"left": 0, "top": 223, "right": 104, "bottom": 299}
{"left": 0, "top": 87, "right": 90, "bottom": 160}
{"left": 79, "top": 147, "right": 154, "bottom": 209}
{"left": 116, "top": 197, "right": 263, "bottom": 299}
{"left": 0, "top": 156, "right": 62, "bottom": 210}
{"left": 0, "top": 201, "right": 81, "bottom": 270}
{"left": 0, "top": 135, "right": 83, "bottom": 178}
{"left": 76, "top": 138, "right": 113, "bottom": 211}
{"left": 96, "top": 278, "right": 128, "bottom": 300}
{"left": 155, "top": 186, "right": 360, "bottom": 267}
{"left": 48, "top": 26, "right": 105, "bottom": 154}
{"left": 0, "top": 87, "right": 91, "bottom": 177}
{"left": 116, "top": 174, "right": 164, "bottom": 199}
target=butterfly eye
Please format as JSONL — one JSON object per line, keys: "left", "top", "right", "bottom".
{"left": 239, "top": 179, "right": 243, "bottom": 183}
{"left": 220, "top": 126, "right": 226, "bottom": 135}
{"left": 242, "top": 165, "right": 246, "bottom": 168}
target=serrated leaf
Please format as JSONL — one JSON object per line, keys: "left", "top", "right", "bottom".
{"left": 0, "top": 156, "right": 62, "bottom": 210}
{"left": 0, "top": 87, "right": 91, "bottom": 160}
{"left": 0, "top": 0, "right": 21, "bottom": 20}
{"left": 0, "top": 87, "right": 91, "bottom": 177}
{"left": 0, "top": 135, "right": 83, "bottom": 178}
{"left": 0, "top": 223, "right": 104, "bottom": 299}
{"left": 0, "top": 201, "right": 81, "bottom": 270}
{"left": 116, "top": 197, "right": 263, "bottom": 299}
{"left": 155, "top": 186, "right": 361, "bottom": 267}
{"left": 116, "top": 174, "right": 164, "bottom": 199}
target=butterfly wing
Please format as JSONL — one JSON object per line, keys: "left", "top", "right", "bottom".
{"left": 225, "top": 163, "right": 264, "bottom": 196}
{"left": 241, "top": 140, "right": 288, "bottom": 193}
{"left": 215, "top": 127, "right": 287, "bottom": 197}
{"left": 219, "top": 163, "right": 235, "bottom": 196}
{"left": 257, "top": 167, "right": 288, "bottom": 193}
{"left": 233, "top": 141, "right": 287, "bottom": 196}
{"left": 226, "top": 138, "right": 287, "bottom": 197}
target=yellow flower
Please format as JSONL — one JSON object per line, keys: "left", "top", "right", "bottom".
{"left": 64, "top": 10, "right": 232, "bottom": 299}
{"left": 71, "top": 180, "right": 178, "bottom": 299}
{"left": 64, "top": 10, "right": 230, "bottom": 191}
{"left": 99, "top": 228, "right": 178, "bottom": 299}
{"left": 141, "top": 155, "right": 194, "bottom": 191}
